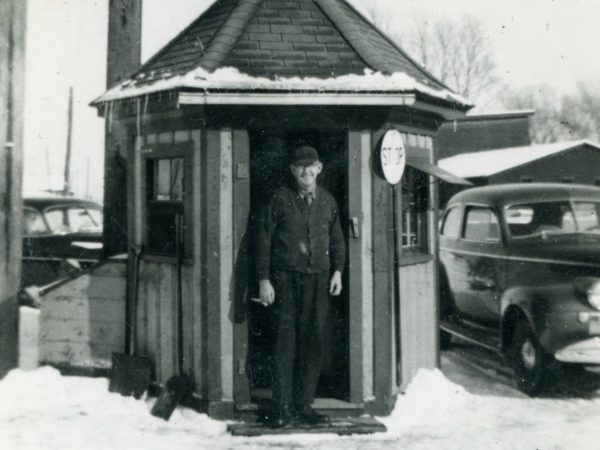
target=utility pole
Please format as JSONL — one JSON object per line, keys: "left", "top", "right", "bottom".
{"left": 103, "top": 0, "right": 142, "bottom": 257}
{"left": 63, "top": 86, "right": 74, "bottom": 195}
{"left": 0, "top": 0, "right": 26, "bottom": 377}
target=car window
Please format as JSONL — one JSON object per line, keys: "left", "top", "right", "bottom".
{"left": 23, "top": 207, "right": 48, "bottom": 235}
{"left": 441, "top": 206, "right": 461, "bottom": 238}
{"left": 464, "top": 206, "right": 500, "bottom": 242}
{"left": 506, "top": 201, "right": 600, "bottom": 237}
{"left": 44, "top": 205, "right": 103, "bottom": 234}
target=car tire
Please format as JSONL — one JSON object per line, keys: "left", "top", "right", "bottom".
{"left": 510, "top": 319, "right": 550, "bottom": 396}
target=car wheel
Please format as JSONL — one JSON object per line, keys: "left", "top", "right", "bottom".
{"left": 510, "top": 319, "right": 550, "bottom": 396}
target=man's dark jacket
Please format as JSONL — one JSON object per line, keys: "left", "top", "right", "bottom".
{"left": 255, "top": 185, "right": 345, "bottom": 280}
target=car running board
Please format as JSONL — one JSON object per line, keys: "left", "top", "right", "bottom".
{"left": 441, "top": 320, "right": 501, "bottom": 352}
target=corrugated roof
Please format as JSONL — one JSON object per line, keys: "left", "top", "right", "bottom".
{"left": 94, "top": 0, "right": 469, "bottom": 109}
{"left": 438, "top": 140, "right": 600, "bottom": 178}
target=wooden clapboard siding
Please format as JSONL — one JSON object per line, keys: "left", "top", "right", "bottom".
{"left": 38, "top": 261, "right": 127, "bottom": 367}
{"left": 398, "top": 260, "right": 437, "bottom": 388}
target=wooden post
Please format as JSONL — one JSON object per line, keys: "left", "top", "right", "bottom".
{"left": 104, "top": 0, "right": 142, "bottom": 256}
{"left": 0, "top": 0, "right": 26, "bottom": 378}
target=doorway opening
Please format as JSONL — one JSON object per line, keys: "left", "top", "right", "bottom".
{"left": 246, "top": 128, "right": 350, "bottom": 405}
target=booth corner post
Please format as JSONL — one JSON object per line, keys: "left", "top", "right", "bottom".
{"left": 0, "top": 0, "right": 26, "bottom": 377}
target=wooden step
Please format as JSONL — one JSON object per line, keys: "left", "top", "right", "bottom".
{"left": 227, "top": 416, "right": 386, "bottom": 436}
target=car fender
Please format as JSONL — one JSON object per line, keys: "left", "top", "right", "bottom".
{"left": 500, "top": 284, "right": 578, "bottom": 353}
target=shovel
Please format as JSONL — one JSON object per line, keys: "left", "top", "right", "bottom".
{"left": 151, "top": 214, "right": 193, "bottom": 420}
{"left": 108, "top": 245, "right": 152, "bottom": 399}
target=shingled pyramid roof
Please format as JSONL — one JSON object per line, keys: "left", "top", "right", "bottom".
{"left": 94, "top": 0, "right": 471, "bottom": 110}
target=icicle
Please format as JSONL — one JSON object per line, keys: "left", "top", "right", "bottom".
{"left": 136, "top": 97, "right": 141, "bottom": 139}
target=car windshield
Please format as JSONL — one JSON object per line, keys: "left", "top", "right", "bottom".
{"left": 506, "top": 200, "right": 600, "bottom": 238}
{"left": 44, "top": 204, "right": 103, "bottom": 235}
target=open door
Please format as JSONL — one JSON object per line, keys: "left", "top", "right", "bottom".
{"left": 234, "top": 128, "right": 350, "bottom": 411}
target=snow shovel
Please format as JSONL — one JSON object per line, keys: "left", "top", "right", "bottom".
{"left": 109, "top": 245, "right": 152, "bottom": 399}
{"left": 151, "top": 215, "right": 193, "bottom": 420}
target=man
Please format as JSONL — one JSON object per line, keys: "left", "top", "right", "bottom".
{"left": 255, "top": 145, "right": 346, "bottom": 427}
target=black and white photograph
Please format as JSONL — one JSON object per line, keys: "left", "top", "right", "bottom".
{"left": 1, "top": 0, "right": 600, "bottom": 448}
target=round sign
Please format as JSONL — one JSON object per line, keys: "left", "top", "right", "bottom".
{"left": 380, "top": 129, "right": 406, "bottom": 185}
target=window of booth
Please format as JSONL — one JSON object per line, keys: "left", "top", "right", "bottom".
{"left": 401, "top": 166, "right": 429, "bottom": 254}
{"left": 144, "top": 154, "right": 190, "bottom": 257}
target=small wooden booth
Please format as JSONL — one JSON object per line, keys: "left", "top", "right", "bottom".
{"left": 93, "top": 0, "right": 471, "bottom": 418}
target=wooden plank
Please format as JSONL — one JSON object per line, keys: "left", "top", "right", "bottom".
{"left": 143, "top": 261, "right": 160, "bottom": 378}
{"left": 360, "top": 131, "right": 374, "bottom": 402}
{"left": 347, "top": 131, "right": 364, "bottom": 404}
{"left": 219, "top": 129, "right": 234, "bottom": 401}
{"left": 159, "top": 262, "right": 176, "bottom": 382}
{"left": 41, "top": 297, "right": 125, "bottom": 322}
{"left": 227, "top": 416, "right": 386, "bottom": 437}
{"left": 205, "top": 130, "right": 223, "bottom": 402}
{"left": 371, "top": 127, "right": 395, "bottom": 414}
{"left": 191, "top": 129, "right": 203, "bottom": 394}
{"left": 39, "top": 318, "right": 125, "bottom": 347}
{"left": 232, "top": 129, "right": 251, "bottom": 406}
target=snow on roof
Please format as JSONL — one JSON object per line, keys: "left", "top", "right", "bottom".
{"left": 92, "top": 66, "right": 471, "bottom": 106}
{"left": 438, "top": 140, "right": 600, "bottom": 178}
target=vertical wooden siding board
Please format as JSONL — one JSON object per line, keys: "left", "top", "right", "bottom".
{"left": 232, "top": 129, "right": 251, "bottom": 405}
{"left": 145, "top": 262, "right": 160, "bottom": 379}
{"left": 191, "top": 129, "right": 203, "bottom": 393}
{"left": 159, "top": 263, "right": 175, "bottom": 382}
{"left": 347, "top": 131, "right": 363, "bottom": 404}
{"left": 220, "top": 129, "right": 234, "bottom": 401}
{"left": 205, "top": 130, "right": 222, "bottom": 401}
{"left": 360, "top": 131, "right": 374, "bottom": 401}
{"left": 371, "top": 127, "right": 394, "bottom": 410}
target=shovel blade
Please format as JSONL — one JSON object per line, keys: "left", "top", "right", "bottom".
{"left": 150, "top": 375, "right": 193, "bottom": 421}
{"left": 108, "top": 352, "right": 152, "bottom": 399}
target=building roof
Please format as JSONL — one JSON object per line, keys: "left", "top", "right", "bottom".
{"left": 438, "top": 140, "right": 600, "bottom": 178}
{"left": 93, "top": 0, "right": 470, "bottom": 111}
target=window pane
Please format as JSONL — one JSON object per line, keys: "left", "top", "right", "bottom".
{"left": 155, "top": 159, "right": 171, "bottom": 200}
{"left": 573, "top": 202, "right": 600, "bottom": 233}
{"left": 66, "top": 207, "right": 102, "bottom": 233}
{"left": 44, "top": 208, "right": 69, "bottom": 234}
{"left": 464, "top": 207, "right": 500, "bottom": 242}
{"left": 171, "top": 158, "right": 184, "bottom": 201}
{"left": 23, "top": 208, "right": 48, "bottom": 235}
{"left": 507, "top": 202, "right": 571, "bottom": 237}
{"left": 441, "top": 207, "right": 461, "bottom": 238}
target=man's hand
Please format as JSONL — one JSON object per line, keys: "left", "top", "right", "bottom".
{"left": 259, "top": 279, "right": 275, "bottom": 305}
{"left": 329, "top": 271, "right": 342, "bottom": 296}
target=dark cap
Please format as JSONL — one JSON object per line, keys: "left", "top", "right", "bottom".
{"left": 290, "top": 146, "right": 319, "bottom": 166}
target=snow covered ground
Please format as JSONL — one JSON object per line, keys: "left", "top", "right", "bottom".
{"left": 1, "top": 353, "right": 599, "bottom": 450}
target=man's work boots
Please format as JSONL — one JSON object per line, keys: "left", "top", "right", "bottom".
{"left": 268, "top": 405, "right": 296, "bottom": 428}
{"left": 296, "top": 406, "right": 329, "bottom": 425}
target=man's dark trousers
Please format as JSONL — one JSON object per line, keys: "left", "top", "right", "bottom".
{"left": 270, "top": 270, "right": 329, "bottom": 414}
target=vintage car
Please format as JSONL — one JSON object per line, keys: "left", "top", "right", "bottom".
{"left": 22, "top": 192, "right": 103, "bottom": 287}
{"left": 439, "top": 183, "right": 600, "bottom": 395}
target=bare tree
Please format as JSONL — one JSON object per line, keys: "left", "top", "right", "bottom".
{"left": 501, "top": 81, "right": 600, "bottom": 143}
{"left": 361, "top": 4, "right": 499, "bottom": 109}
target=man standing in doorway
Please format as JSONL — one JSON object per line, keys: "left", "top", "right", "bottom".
{"left": 255, "top": 145, "right": 346, "bottom": 427}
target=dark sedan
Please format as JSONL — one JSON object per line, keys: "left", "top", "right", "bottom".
{"left": 22, "top": 193, "right": 103, "bottom": 287}
{"left": 439, "top": 183, "right": 600, "bottom": 395}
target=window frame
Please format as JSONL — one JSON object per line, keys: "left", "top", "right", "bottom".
{"left": 141, "top": 142, "right": 193, "bottom": 261}
{"left": 440, "top": 204, "right": 463, "bottom": 239}
{"left": 400, "top": 166, "right": 429, "bottom": 255}
{"left": 462, "top": 205, "right": 501, "bottom": 244}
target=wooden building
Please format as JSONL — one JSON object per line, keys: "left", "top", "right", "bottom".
{"left": 93, "top": 0, "right": 471, "bottom": 418}
{"left": 439, "top": 140, "right": 600, "bottom": 204}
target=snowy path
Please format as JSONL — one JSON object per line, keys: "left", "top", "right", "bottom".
{"left": 1, "top": 354, "right": 600, "bottom": 450}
